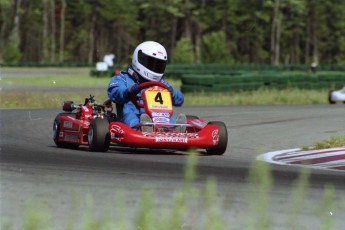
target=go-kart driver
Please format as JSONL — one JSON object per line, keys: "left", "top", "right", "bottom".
{"left": 107, "top": 41, "right": 186, "bottom": 132}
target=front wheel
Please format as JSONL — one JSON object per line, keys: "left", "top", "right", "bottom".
{"left": 88, "top": 119, "right": 110, "bottom": 152}
{"left": 206, "top": 121, "right": 228, "bottom": 155}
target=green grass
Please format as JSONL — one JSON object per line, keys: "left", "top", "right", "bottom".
{"left": 185, "top": 87, "right": 329, "bottom": 105}
{"left": 0, "top": 90, "right": 108, "bottom": 109}
{"left": 1, "top": 74, "right": 112, "bottom": 88}
{"left": 301, "top": 135, "right": 345, "bottom": 151}
{"left": 0, "top": 74, "right": 330, "bottom": 108}
{"left": 0, "top": 88, "right": 330, "bottom": 109}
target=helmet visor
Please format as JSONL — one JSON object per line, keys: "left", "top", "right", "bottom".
{"left": 138, "top": 50, "right": 167, "bottom": 74}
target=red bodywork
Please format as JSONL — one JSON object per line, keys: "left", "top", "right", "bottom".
{"left": 108, "top": 121, "right": 220, "bottom": 149}
{"left": 57, "top": 104, "right": 98, "bottom": 145}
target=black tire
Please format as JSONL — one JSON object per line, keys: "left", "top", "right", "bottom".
{"left": 53, "top": 113, "right": 79, "bottom": 149}
{"left": 206, "top": 121, "right": 228, "bottom": 155}
{"left": 328, "top": 90, "right": 336, "bottom": 104}
{"left": 88, "top": 119, "right": 110, "bottom": 152}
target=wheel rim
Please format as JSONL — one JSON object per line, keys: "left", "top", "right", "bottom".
{"left": 53, "top": 122, "right": 58, "bottom": 139}
{"left": 88, "top": 126, "right": 94, "bottom": 144}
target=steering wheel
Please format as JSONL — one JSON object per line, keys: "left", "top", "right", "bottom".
{"left": 130, "top": 81, "right": 169, "bottom": 108}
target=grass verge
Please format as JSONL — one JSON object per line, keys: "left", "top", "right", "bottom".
{"left": 1, "top": 74, "right": 112, "bottom": 88}
{"left": 184, "top": 87, "right": 328, "bottom": 105}
{"left": 0, "top": 87, "right": 330, "bottom": 108}
{"left": 0, "top": 73, "right": 332, "bottom": 108}
{"left": 301, "top": 135, "right": 345, "bottom": 151}
{"left": 0, "top": 90, "right": 108, "bottom": 109}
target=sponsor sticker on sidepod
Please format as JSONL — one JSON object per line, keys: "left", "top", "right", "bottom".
{"left": 156, "top": 136, "right": 188, "bottom": 143}
{"left": 212, "top": 129, "right": 219, "bottom": 144}
{"left": 110, "top": 125, "right": 125, "bottom": 141}
{"left": 63, "top": 121, "right": 73, "bottom": 128}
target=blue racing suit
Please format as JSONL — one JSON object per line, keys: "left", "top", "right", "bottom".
{"left": 107, "top": 66, "right": 184, "bottom": 128}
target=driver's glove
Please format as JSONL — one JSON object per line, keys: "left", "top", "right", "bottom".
{"left": 127, "top": 83, "right": 140, "bottom": 95}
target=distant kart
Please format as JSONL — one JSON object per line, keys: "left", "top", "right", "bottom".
{"left": 328, "top": 86, "right": 345, "bottom": 104}
{"left": 53, "top": 82, "right": 228, "bottom": 155}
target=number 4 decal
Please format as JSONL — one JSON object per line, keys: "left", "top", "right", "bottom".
{"left": 154, "top": 92, "right": 163, "bottom": 104}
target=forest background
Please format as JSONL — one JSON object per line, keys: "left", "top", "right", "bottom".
{"left": 1, "top": 0, "right": 345, "bottom": 66}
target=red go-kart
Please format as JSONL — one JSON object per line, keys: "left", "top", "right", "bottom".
{"left": 53, "top": 82, "right": 228, "bottom": 155}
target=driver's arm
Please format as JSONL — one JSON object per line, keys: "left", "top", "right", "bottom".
{"left": 107, "top": 74, "right": 131, "bottom": 104}
{"left": 161, "top": 80, "right": 184, "bottom": 106}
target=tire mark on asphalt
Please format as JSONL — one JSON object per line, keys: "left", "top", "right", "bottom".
{"left": 228, "top": 118, "right": 308, "bottom": 128}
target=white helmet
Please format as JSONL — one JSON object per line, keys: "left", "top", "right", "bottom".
{"left": 132, "top": 41, "right": 168, "bottom": 82}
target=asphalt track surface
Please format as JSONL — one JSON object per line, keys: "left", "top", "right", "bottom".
{"left": 1, "top": 104, "right": 345, "bottom": 229}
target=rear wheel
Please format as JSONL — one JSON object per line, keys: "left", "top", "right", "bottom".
{"left": 53, "top": 113, "right": 79, "bottom": 149}
{"left": 328, "top": 90, "right": 336, "bottom": 104}
{"left": 206, "top": 121, "right": 228, "bottom": 155}
{"left": 88, "top": 119, "right": 110, "bottom": 152}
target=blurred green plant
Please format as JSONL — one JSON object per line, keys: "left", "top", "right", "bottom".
{"left": 3, "top": 41, "right": 21, "bottom": 63}
{"left": 201, "top": 31, "right": 234, "bottom": 64}
{"left": 287, "top": 167, "right": 310, "bottom": 229}
{"left": 171, "top": 37, "right": 194, "bottom": 64}
{"left": 246, "top": 160, "right": 272, "bottom": 230}
{"left": 2, "top": 150, "right": 342, "bottom": 230}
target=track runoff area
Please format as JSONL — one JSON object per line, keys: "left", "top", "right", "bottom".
{"left": 258, "top": 147, "right": 345, "bottom": 172}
